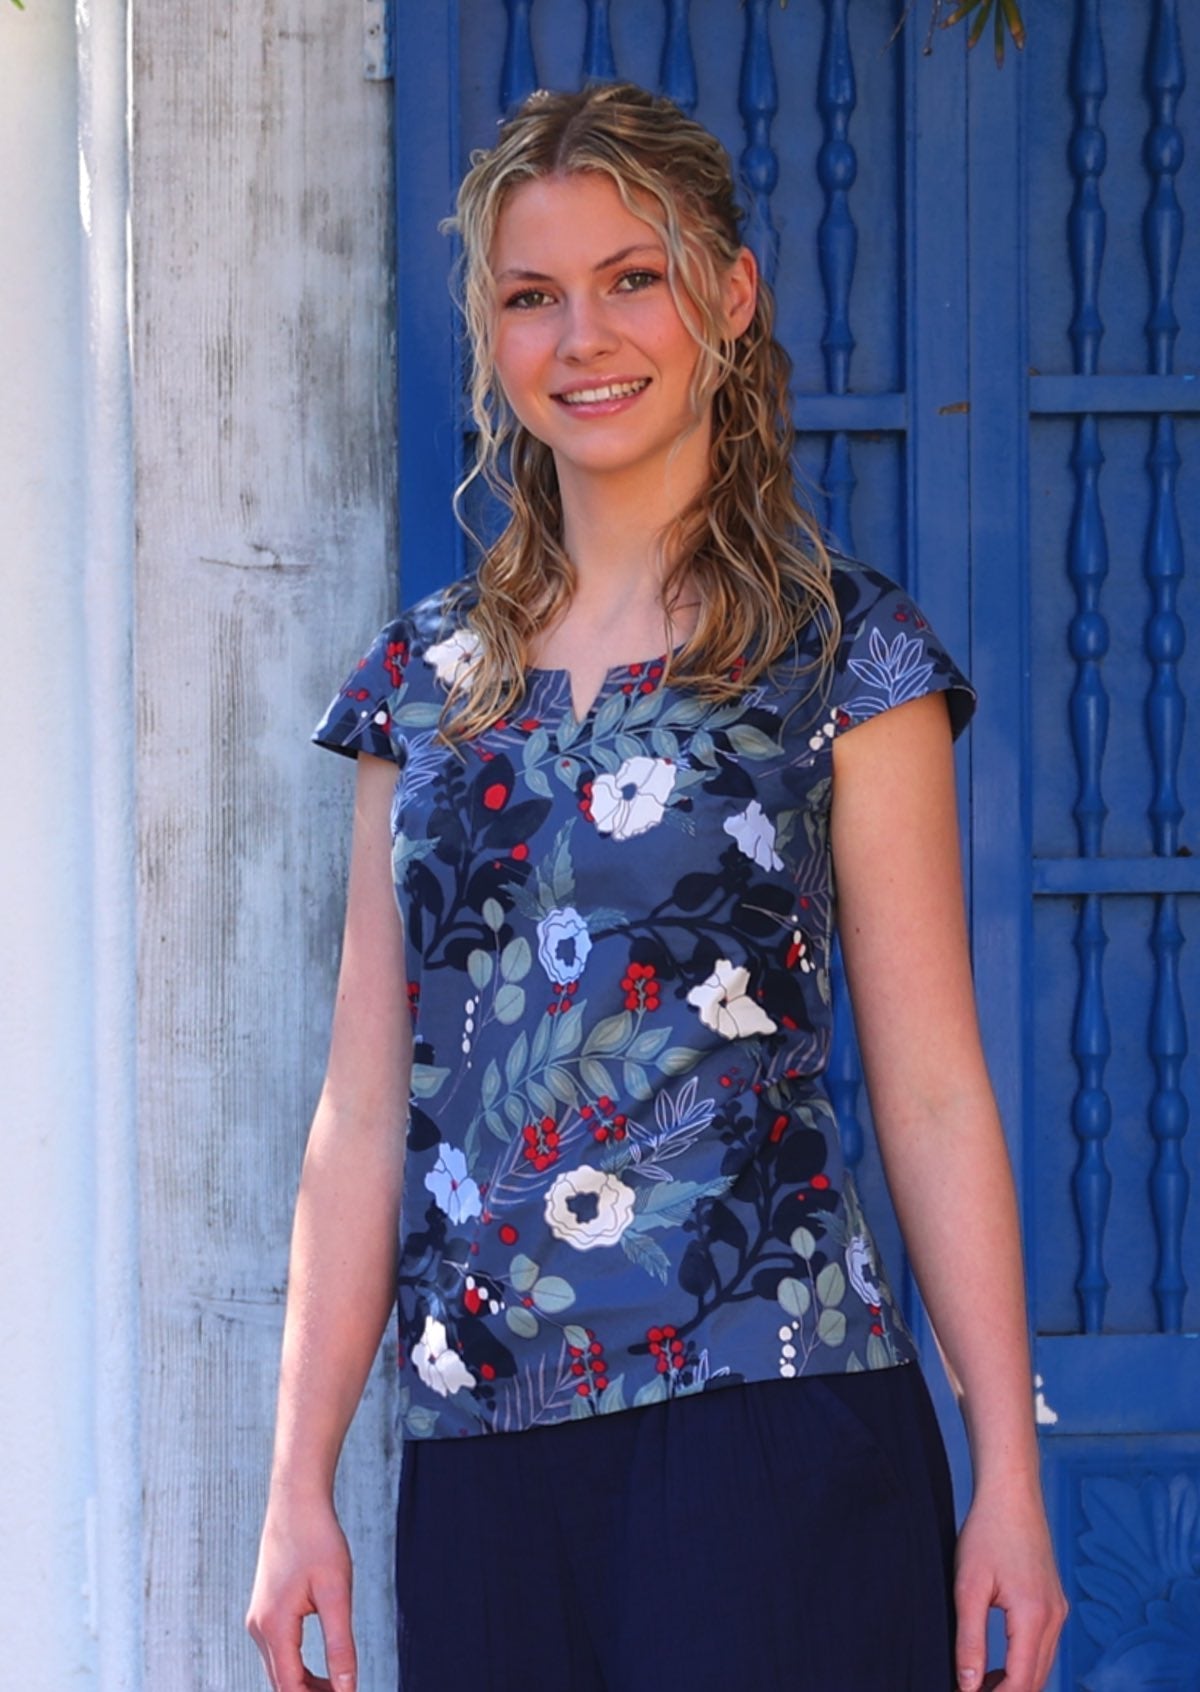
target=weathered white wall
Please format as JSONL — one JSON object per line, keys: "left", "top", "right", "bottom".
{"left": 131, "top": 1, "right": 398, "bottom": 1687}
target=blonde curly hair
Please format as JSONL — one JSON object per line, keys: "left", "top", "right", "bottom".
{"left": 439, "top": 81, "right": 838, "bottom": 741}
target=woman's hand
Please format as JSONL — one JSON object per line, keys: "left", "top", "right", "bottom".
{"left": 953, "top": 1480, "right": 1069, "bottom": 1691}
{"left": 246, "top": 1489, "right": 358, "bottom": 1692}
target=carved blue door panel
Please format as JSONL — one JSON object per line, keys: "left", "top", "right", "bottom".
{"left": 393, "top": 5, "right": 1198, "bottom": 1684}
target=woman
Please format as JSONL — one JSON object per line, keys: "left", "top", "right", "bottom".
{"left": 248, "top": 82, "right": 1066, "bottom": 1692}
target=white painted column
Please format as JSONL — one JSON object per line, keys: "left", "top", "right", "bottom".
{"left": 0, "top": 0, "right": 138, "bottom": 1685}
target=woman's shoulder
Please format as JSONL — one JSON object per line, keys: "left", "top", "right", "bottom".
{"left": 399, "top": 573, "right": 480, "bottom": 655}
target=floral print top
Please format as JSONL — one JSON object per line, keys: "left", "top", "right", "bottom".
{"left": 313, "top": 556, "right": 975, "bottom": 1439}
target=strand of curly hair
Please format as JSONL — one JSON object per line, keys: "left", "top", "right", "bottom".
{"left": 437, "top": 82, "right": 840, "bottom": 744}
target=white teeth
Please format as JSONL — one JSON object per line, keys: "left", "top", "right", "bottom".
{"left": 559, "top": 379, "right": 649, "bottom": 405}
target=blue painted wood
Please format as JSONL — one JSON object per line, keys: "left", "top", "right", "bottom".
{"left": 737, "top": 0, "right": 779, "bottom": 288}
{"left": 1034, "top": 857, "right": 1200, "bottom": 895}
{"left": 392, "top": 0, "right": 461, "bottom": 604}
{"left": 1031, "top": 372, "right": 1200, "bottom": 412}
{"left": 817, "top": 0, "right": 858, "bottom": 398}
{"left": 1142, "top": 0, "right": 1190, "bottom": 1341}
{"left": 1035, "top": 1335, "right": 1200, "bottom": 1435}
{"left": 1066, "top": 0, "right": 1112, "bottom": 1337}
{"left": 501, "top": 0, "right": 538, "bottom": 117}
{"left": 582, "top": 0, "right": 617, "bottom": 83}
{"left": 393, "top": 9, "right": 1200, "bottom": 1680}
{"left": 658, "top": 0, "right": 696, "bottom": 115}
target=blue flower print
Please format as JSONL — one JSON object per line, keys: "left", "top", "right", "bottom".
{"left": 423, "top": 1145, "right": 483, "bottom": 1225}
{"left": 536, "top": 906, "right": 593, "bottom": 986}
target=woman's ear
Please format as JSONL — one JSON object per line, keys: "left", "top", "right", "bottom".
{"left": 723, "top": 247, "right": 759, "bottom": 339}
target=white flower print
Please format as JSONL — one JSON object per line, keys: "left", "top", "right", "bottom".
{"left": 723, "top": 800, "right": 783, "bottom": 872}
{"left": 590, "top": 755, "right": 676, "bottom": 841}
{"left": 423, "top": 627, "right": 481, "bottom": 690}
{"left": 412, "top": 1316, "right": 475, "bottom": 1398}
{"left": 423, "top": 1144, "right": 482, "bottom": 1226}
{"left": 536, "top": 906, "right": 593, "bottom": 985}
{"left": 687, "top": 959, "right": 778, "bottom": 1040}
{"left": 846, "top": 1235, "right": 882, "bottom": 1307}
{"left": 543, "top": 1165, "right": 635, "bottom": 1251}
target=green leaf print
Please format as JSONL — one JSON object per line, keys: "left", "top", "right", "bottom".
{"left": 531, "top": 1276, "right": 575, "bottom": 1315}
{"left": 582, "top": 1011, "right": 631, "bottom": 1057}
{"left": 391, "top": 701, "right": 443, "bottom": 726}
{"left": 725, "top": 723, "right": 783, "bottom": 759}
{"left": 482, "top": 898, "right": 505, "bottom": 933}
{"left": 579, "top": 1056, "right": 616, "bottom": 1097}
{"left": 481, "top": 1060, "right": 501, "bottom": 1108}
{"left": 634, "top": 1374, "right": 669, "bottom": 1408}
{"left": 544, "top": 1065, "right": 578, "bottom": 1105}
{"left": 592, "top": 692, "right": 627, "bottom": 740}
{"left": 409, "top": 1064, "right": 450, "bottom": 1099}
{"left": 550, "top": 1003, "right": 584, "bottom": 1057}
{"left": 817, "top": 1307, "right": 847, "bottom": 1347}
{"left": 816, "top": 1262, "right": 846, "bottom": 1307}
{"left": 499, "top": 937, "right": 532, "bottom": 983}
{"left": 506, "top": 1306, "right": 539, "bottom": 1340}
{"left": 554, "top": 755, "right": 582, "bottom": 792}
{"left": 526, "top": 1077, "right": 557, "bottom": 1118}
{"left": 657, "top": 1046, "right": 703, "bottom": 1076}
{"left": 509, "top": 1254, "right": 540, "bottom": 1293}
{"left": 484, "top": 1107, "right": 508, "bottom": 1143}
{"left": 525, "top": 766, "right": 552, "bottom": 799}
{"left": 622, "top": 1060, "right": 653, "bottom": 1101}
{"left": 866, "top": 1333, "right": 893, "bottom": 1371}
{"left": 504, "top": 1031, "right": 529, "bottom": 1087}
{"left": 778, "top": 1277, "right": 811, "bottom": 1319}
{"left": 628, "top": 1026, "right": 672, "bottom": 1062}
{"left": 522, "top": 726, "right": 551, "bottom": 771}
{"left": 564, "top": 1324, "right": 589, "bottom": 1351}
{"left": 790, "top": 1225, "right": 817, "bottom": 1260}
{"left": 597, "top": 1374, "right": 627, "bottom": 1414}
{"left": 468, "top": 948, "right": 494, "bottom": 990}
{"left": 493, "top": 983, "right": 526, "bottom": 1024}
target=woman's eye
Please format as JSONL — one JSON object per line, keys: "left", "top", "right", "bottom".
{"left": 504, "top": 288, "right": 553, "bottom": 310}
{"left": 614, "top": 269, "right": 662, "bottom": 293}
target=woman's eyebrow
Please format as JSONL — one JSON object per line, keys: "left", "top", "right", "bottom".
{"left": 494, "top": 242, "right": 664, "bottom": 283}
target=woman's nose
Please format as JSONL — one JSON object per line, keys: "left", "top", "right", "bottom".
{"left": 556, "top": 293, "right": 619, "bottom": 362}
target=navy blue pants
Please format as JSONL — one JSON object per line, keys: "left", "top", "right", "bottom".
{"left": 395, "top": 1362, "right": 957, "bottom": 1691}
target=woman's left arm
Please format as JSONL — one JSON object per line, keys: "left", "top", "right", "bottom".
{"left": 831, "top": 691, "right": 1069, "bottom": 1692}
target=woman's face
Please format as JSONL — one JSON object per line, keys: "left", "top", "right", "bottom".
{"left": 488, "top": 171, "right": 753, "bottom": 495}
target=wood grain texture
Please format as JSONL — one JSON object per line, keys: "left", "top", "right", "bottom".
{"left": 131, "top": 3, "right": 398, "bottom": 1684}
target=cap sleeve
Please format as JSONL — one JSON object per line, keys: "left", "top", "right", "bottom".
{"left": 311, "top": 616, "right": 412, "bottom": 764}
{"left": 828, "top": 567, "right": 976, "bottom": 743}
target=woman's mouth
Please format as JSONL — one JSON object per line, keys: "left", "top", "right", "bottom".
{"left": 554, "top": 377, "right": 651, "bottom": 411}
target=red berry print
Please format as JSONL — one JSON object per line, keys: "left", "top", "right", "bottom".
{"left": 620, "top": 959, "right": 662, "bottom": 1014}
{"left": 498, "top": 1224, "right": 518, "bottom": 1245}
{"left": 811, "top": 1174, "right": 830, "bottom": 1191}
{"left": 511, "top": 843, "right": 529, "bottom": 861}
{"left": 483, "top": 781, "right": 508, "bottom": 811}
{"left": 383, "top": 639, "right": 409, "bottom": 688}
{"left": 521, "top": 1116, "right": 560, "bottom": 1173}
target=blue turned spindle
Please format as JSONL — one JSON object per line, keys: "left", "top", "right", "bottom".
{"left": 815, "top": 1, "right": 864, "bottom": 1179}
{"left": 1143, "top": 0, "right": 1190, "bottom": 1334}
{"left": 660, "top": 0, "right": 697, "bottom": 114}
{"left": 1064, "top": 21, "right": 1113, "bottom": 1324}
{"left": 738, "top": 0, "right": 780, "bottom": 287}
{"left": 1066, "top": 0, "right": 1113, "bottom": 1335}
{"left": 818, "top": 0, "right": 858, "bottom": 397}
{"left": 583, "top": 0, "right": 617, "bottom": 83}
{"left": 500, "top": 0, "right": 538, "bottom": 117}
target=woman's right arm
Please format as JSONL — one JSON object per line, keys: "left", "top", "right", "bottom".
{"left": 247, "top": 752, "right": 412, "bottom": 1692}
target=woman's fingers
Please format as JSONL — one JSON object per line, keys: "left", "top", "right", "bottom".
{"left": 314, "top": 1574, "right": 358, "bottom": 1692}
{"left": 953, "top": 1565, "right": 992, "bottom": 1689}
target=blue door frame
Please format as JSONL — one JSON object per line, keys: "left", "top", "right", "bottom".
{"left": 391, "top": 5, "right": 1199, "bottom": 1684}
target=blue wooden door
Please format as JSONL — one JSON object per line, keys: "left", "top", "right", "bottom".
{"left": 392, "top": 4, "right": 1199, "bottom": 1684}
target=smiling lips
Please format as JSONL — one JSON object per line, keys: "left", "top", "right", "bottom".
{"left": 555, "top": 377, "right": 651, "bottom": 409}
